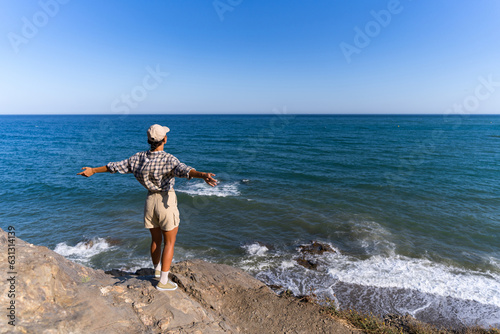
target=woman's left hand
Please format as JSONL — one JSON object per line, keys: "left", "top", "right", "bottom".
{"left": 202, "top": 173, "right": 218, "bottom": 187}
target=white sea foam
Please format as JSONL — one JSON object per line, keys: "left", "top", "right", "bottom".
{"left": 243, "top": 243, "right": 269, "bottom": 256}
{"left": 238, "top": 240, "right": 500, "bottom": 310}
{"left": 54, "top": 237, "right": 116, "bottom": 264}
{"left": 125, "top": 258, "right": 155, "bottom": 273}
{"left": 347, "top": 219, "right": 397, "bottom": 256}
{"left": 177, "top": 181, "right": 240, "bottom": 197}
{"left": 279, "top": 260, "right": 296, "bottom": 269}
{"left": 488, "top": 255, "right": 500, "bottom": 268}
{"left": 239, "top": 243, "right": 280, "bottom": 272}
{"left": 237, "top": 240, "right": 500, "bottom": 327}
{"left": 327, "top": 254, "right": 500, "bottom": 308}
{"left": 323, "top": 253, "right": 500, "bottom": 328}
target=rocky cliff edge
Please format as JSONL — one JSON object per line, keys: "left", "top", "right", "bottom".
{"left": 0, "top": 228, "right": 357, "bottom": 334}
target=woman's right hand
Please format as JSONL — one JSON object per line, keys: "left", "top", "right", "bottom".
{"left": 77, "top": 167, "right": 95, "bottom": 177}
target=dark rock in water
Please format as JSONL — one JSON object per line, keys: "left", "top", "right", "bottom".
{"left": 296, "top": 258, "right": 319, "bottom": 270}
{"left": 135, "top": 268, "right": 155, "bottom": 276}
{"left": 295, "top": 241, "right": 336, "bottom": 270}
{"left": 105, "top": 269, "right": 132, "bottom": 277}
{"left": 256, "top": 241, "right": 274, "bottom": 251}
{"left": 83, "top": 239, "right": 95, "bottom": 248}
{"left": 105, "top": 237, "right": 122, "bottom": 246}
{"left": 83, "top": 237, "right": 121, "bottom": 248}
{"left": 298, "top": 241, "right": 335, "bottom": 255}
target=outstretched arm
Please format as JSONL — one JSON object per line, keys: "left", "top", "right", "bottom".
{"left": 189, "top": 169, "right": 218, "bottom": 187}
{"left": 77, "top": 166, "right": 109, "bottom": 178}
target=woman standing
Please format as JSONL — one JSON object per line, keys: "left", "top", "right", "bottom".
{"left": 77, "top": 124, "right": 217, "bottom": 291}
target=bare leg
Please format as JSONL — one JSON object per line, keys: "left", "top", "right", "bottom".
{"left": 149, "top": 227, "right": 163, "bottom": 267}
{"left": 161, "top": 227, "right": 178, "bottom": 272}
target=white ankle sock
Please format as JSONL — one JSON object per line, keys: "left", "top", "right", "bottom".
{"left": 154, "top": 263, "right": 162, "bottom": 272}
{"left": 160, "top": 271, "right": 170, "bottom": 284}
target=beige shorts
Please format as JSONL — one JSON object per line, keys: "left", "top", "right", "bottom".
{"left": 144, "top": 190, "right": 180, "bottom": 231}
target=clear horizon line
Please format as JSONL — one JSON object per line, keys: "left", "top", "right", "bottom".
{"left": 2, "top": 113, "right": 500, "bottom": 116}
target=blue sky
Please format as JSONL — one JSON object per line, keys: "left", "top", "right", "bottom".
{"left": 1, "top": 0, "right": 499, "bottom": 114}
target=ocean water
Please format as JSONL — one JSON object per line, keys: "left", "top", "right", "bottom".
{"left": 1, "top": 114, "right": 499, "bottom": 328}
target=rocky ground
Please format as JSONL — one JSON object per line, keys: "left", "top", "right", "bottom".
{"left": 0, "top": 228, "right": 359, "bottom": 334}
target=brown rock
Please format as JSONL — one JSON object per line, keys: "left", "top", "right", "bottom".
{"left": 0, "top": 229, "right": 357, "bottom": 334}
{"left": 295, "top": 241, "right": 336, "bottom": 270}
{"left": 296, "top": 257, "right": 319, "bottom": 270}
{"left": 134, "top": 268, "right": 155, "bottom": 276}
{"left": 298, "top": 241, "right": 335, "bottom": 255}
{"left": 171, "top": 260, "right": 357, "bottom": 334}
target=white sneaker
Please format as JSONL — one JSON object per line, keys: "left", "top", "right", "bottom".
{"left": 156, "top": 280, "right": 178, "bottom": 291}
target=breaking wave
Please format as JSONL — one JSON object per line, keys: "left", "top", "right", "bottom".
{"left": 54, "top": 237, "right": 117, "bottom": 265}
{"left": 176, "top": 181, "right": 240, "bottom": 197}
{"left": 237, "top": 240, "right": 500, "bottom": 328}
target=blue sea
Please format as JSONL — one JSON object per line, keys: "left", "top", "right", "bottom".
{"left": 1, "top": 114, "right": 499, "bottom": 328}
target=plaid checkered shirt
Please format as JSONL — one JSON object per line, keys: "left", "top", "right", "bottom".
{"left": 107, "top": 151, "right": 193, "bottom": 192}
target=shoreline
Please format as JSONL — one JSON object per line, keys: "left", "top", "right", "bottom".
{"left": 53, "top": 235, "right": 500, "bottom": 329}
{"left": 0, "top": 228, "right": 357, "bottom": 333}
{"left": 1, "top": 228, "right": 498, "bottom": 333}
